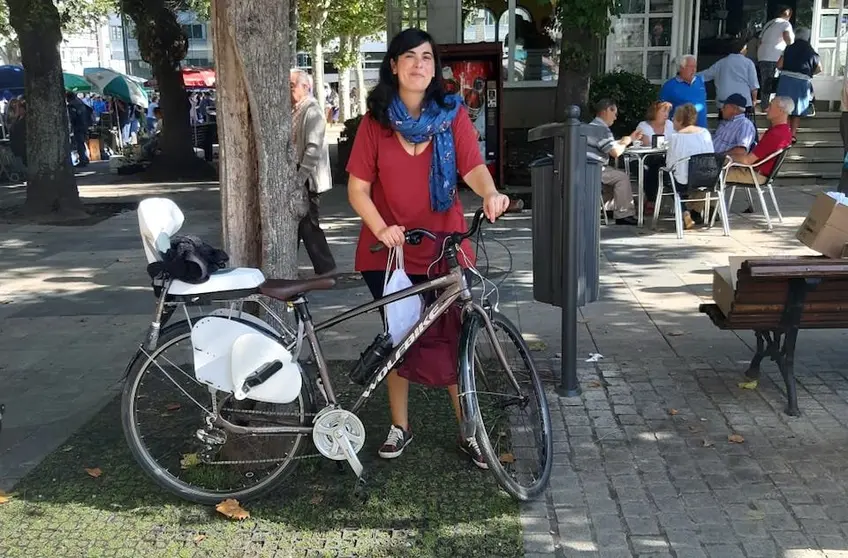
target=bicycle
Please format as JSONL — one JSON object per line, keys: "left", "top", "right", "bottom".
{"left": 122, "top": 197, "right": 553, "bottom": 505}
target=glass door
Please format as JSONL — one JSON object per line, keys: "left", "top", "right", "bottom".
{"left": 608, "top": 0, "right": 675, "bottom": 82}
{"left": 812, "top": 0, "right": 848, "bottom": 101}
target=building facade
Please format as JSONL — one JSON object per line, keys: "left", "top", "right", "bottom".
{"left": 107, "top": 11, "right": 213, "bottom": 78}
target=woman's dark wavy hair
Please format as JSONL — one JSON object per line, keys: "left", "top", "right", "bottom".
{"left": 366, "top": 28, "right": 453, "bottom": 129}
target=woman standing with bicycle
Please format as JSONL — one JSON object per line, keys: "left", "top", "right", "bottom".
{"left": 347, "top": 28, "right": 510, "bottom": 468}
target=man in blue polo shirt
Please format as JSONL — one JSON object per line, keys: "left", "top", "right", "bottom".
{"left": 659, "top": 54, "right": 708, "bottom": 128}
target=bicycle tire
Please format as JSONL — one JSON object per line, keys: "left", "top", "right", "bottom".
{"left": 121, "top": 317, "right": 316, "bottom": 505}
{"left": 459, "top": 310, "right": 553, "bottom": 501}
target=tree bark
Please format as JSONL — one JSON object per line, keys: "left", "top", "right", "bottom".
{"left": 212, "top": 0, "right": 303, "bottom": 283}
{"left": 554, "top": 30, "right": 593, "bottom": 122}
{"left": 355, "top": 48, "right": 367, "bottom": 115}
{"left": 8, "top": 0, "right": 82, "bottom": 217}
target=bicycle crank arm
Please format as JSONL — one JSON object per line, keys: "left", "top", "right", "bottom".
{"left": 336, "top": 430, "right": 364, "bottom": 478}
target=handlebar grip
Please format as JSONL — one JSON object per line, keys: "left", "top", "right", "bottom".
{"left": 370, "top": 242, "right": 386, "bottom": 253}
{"left": 505, "top": 199, "right": 524, "bottom": 214}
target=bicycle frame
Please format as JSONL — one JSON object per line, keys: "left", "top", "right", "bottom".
{"left": 210, "top": 262, "right": 515, "bottom": 438}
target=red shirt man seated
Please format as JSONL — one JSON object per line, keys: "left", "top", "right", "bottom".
{"left": 725, "top": 96, "right": 794, "bottom": 184}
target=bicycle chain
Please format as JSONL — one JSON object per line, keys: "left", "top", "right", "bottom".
{"left": 203, "top": 407, "right": 325, "bottom": 465}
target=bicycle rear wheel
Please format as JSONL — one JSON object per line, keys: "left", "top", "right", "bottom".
{"left": 121, "top": 318, "right": 315, "bottom": 505}
{"left": 459, "top": 310, "right": 553, "bottom": 501}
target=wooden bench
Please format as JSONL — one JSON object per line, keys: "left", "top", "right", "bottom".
{"left": 699, "top": 257, "right": 848, "bottom": 416}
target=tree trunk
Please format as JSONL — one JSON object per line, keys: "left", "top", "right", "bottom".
{"left": 0, "top": 39, "right": 21, "bottom": 66}
{"left": 212, "top": 0, "right": 303, "bottom": 283}
{"left": 355, "top": 48, "right": 367, "bottom": 115}
{"left": 311, "top": 34, "right": 325, "bottom": 113}
{"left": 554, "top": 31, "right": 593, "bottom": 122}
{"left": 8, "top": 0, "right": 82, "bottom": 217}
{"left": 154, "top": 58, "right": 195, "bottom": 165}
{"left": 337, "top": 36, "right": 352, "bottom": 123}
{"left": 124, "top": 0, "right": 210, "bottom": 177}
{"left": 289, "top": 0, "right": 298, "bottom": 68}
{"left": 338, "top": 66, "right": 350, "bottom": 123}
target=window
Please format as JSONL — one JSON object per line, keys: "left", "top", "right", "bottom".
{"left": 181, "top": 24, "right": 205, "bottom": 40}
{"left": 296, "top": 52, "right": 311, "bottom": 69}
{"left": 110, "top": 25, "right": 122, "bottom": 42}
{"left": 363, "top": 52, "right": 384, "bottom": 69}
{"left": 608, "top": 0, "right": 672, "bottom": 83}
{"left": 463, "top": 8, "right": 497, "bottom": 43}
{"left": 503, "top": 6, "right": 559, "bottom": 84}
{"left": 498, "top": 7, "right": 532, "bottom": 43}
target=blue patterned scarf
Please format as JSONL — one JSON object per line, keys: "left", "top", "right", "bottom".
{"left": 388, "top": 93, "right": 463, "bottom": 212}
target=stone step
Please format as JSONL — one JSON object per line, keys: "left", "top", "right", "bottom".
{"left": 781, "top": 160, "right": 841, "bottom": 174}
{"left": 708, "top": 112, "right": 843, "bottom": 130}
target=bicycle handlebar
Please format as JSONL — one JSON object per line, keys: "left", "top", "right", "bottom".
{"left": 370, "top": 198, "right": 524, "bottom": 253}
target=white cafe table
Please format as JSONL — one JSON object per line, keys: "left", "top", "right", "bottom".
{"left": 623, "top": 145, "right": 667, "bottom": 227}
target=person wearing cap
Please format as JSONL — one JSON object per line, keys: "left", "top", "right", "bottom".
{"left": 724, "top": 96, "right": 794, "bottom": 185}
{"left": 712, "top": 93, "right": 758, "bottom": 156}
{"left": 700, "top": 41, "right": 760, "bottom": 119}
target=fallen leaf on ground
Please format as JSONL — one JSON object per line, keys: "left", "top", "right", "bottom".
{"left": 85, "top": 467, "right": 102, "bottom": 478}
{"left": 702, "top": 439, "right": 714, "bottom": 448}
{"left": 728, "top": 434, "right": 745, "bottom": 444}
{"left": 588, "top": 380, "right": 602, "bottom": 388}
{"left": 499, "top": 453, "right": 515, "bottom": 464}
{"left": 216, "top": 499, "right": 250, "bottom": 520}
{"left": 193, "top": 534, "right": 207, "bottom": 544}
{"left": 527, "top": 341, "right": 547, "bottom": 351}
{"left": 738, "top": 380, "right": 759, "bottom": 390}
{"left": 61, "top": 446, "right": 74, "bottom": 452}
{"left": 668, "top": 409, "right": 680, "bottom": 416}
{"left": 0, "top": 491, "right": 10, "bottom": 504}
{"left": 165, "top": 403, "right": 181, "bottom": 411}
{"left": 180, "top": 453, "right": 200, "bottom": 470}
{"left": 310, "top": 494, "right": 324, "bottom": 505}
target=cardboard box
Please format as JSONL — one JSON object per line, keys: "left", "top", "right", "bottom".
{"left": 712, "top": 266, "right": 735, "bottom": 317}
{"left": 797, "top": 193, "right": 848, "bottom": 259}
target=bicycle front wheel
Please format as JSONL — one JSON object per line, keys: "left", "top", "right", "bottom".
{"left": 121, "top": 318, "right": 315, "bottom": 505}
{"left": 459, "top": 310, "right": 553, "bottom": 501}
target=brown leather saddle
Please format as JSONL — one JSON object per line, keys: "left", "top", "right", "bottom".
{"left": 258, "top": 276, "right": 336, "bottom": 301}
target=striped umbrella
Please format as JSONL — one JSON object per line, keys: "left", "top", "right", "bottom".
{"left": 84, "top": 68, "right": 149, "bottom": 108}
{"left": 63, "top": 73, "right": 91, "bottom": 93}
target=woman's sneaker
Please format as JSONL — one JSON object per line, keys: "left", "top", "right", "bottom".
{"left": 378, "top": 425, "right": 413, "bottom": 459}
{"left": 458, "top": 436, "right": 488, "bottom": 470}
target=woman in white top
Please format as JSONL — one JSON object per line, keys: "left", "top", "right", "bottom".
{"left": 665, "top": 103, "right": 715, "bottom": 229}
{"left": 636, "top": 101, "right": 675, "bottom": 213}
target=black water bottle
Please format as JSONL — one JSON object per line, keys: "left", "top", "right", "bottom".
{"left": 349, "top": 333, "right": 394, "bottom": 385}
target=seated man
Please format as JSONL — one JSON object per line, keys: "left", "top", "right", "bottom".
{"left": 585, "top": 98, "right": 642, "bottom": 225}
{"left": 724, "top": 96, "right": 793, "bottom": 185}
{"left": 712, "top": 93, "right": 758, "bottom": 156}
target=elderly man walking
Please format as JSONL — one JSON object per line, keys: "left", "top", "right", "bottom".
{"left": 659, "top": 54, "right": 708, "bottom": 128}
{"left": 290, "top": 69, "right": 337, "bottom": 276}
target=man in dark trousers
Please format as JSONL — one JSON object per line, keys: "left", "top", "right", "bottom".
{"left": 66, "top": 92, "right": 92, "bottom": 167}
{"left": 290, "top": 69, "right": 337, "bottom": 276}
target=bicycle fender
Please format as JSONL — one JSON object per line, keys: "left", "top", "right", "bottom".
{"left": 457, "top": 311, "right": 483, "bottom": 440}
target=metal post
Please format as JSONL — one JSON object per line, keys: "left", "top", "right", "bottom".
{"left": 121, "top": 10, "right": 131, "bottom": 75}
{"left": 558, "top": 105, "right": 582, "bottom": 397}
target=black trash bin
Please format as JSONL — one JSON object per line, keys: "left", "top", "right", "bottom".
{"left": 528, "top": 148, "right": 600, "bottom": 308}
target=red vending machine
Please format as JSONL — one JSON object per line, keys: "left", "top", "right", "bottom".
{"left": 438, "top": 43, "right": 504, "bottom": 188}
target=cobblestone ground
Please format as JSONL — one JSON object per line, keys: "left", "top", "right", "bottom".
{"left": 523, "top": 354, "right": 848, "bottom": 558}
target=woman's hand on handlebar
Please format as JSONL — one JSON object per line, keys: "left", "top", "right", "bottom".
{"left": 376, "top": 224, "right": 406, "bottom": 248}
{"left": 483, "top": 193, "right": 511, "bottom": 223}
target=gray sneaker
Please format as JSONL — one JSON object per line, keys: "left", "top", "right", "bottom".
{"left": 378, "top": 425, "right": 413, "bottom": 459}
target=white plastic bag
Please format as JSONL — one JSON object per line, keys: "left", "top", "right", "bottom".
{"left": 383, "top": 246, "right": 423, "bottom": 345}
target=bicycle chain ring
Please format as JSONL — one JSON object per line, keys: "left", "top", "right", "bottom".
{"left": 312, "top": 408, "right": 366, "bottom": 477}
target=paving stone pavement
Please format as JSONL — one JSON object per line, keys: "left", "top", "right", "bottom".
{"left": 3, "top": 172, "right": 848, "bottom": 557}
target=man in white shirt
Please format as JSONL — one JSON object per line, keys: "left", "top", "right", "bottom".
{"left": 757, "top": 6, "right": 794, "bottom": 111}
